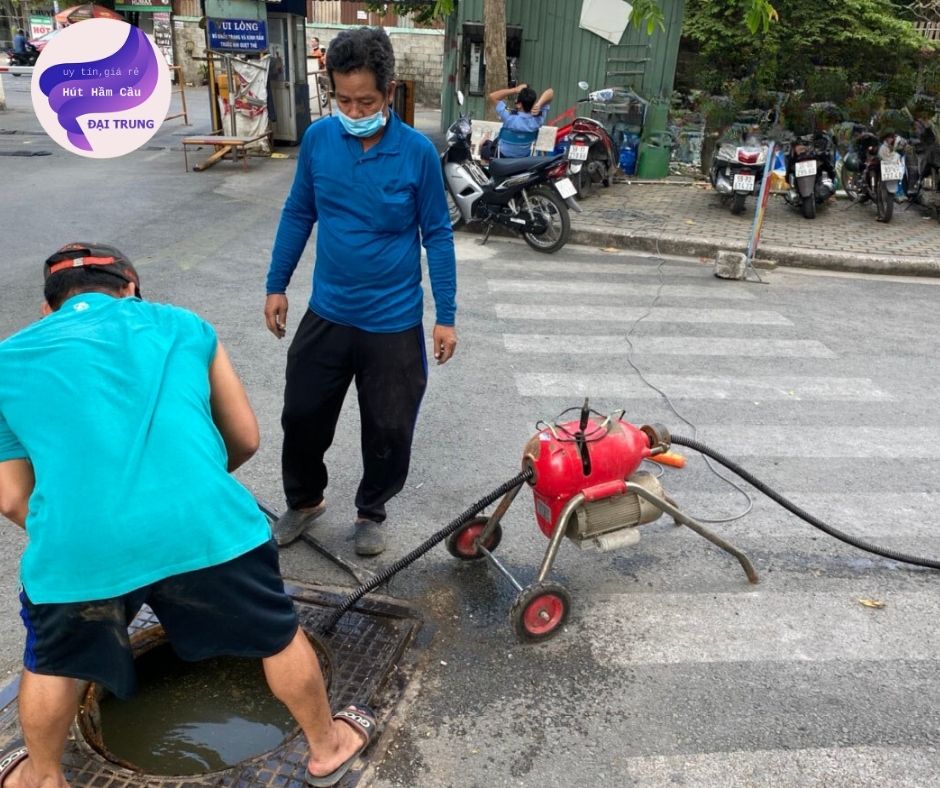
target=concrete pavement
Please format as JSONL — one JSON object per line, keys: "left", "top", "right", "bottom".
{"left": 566, "top": 176, "right": 940, "bottom": 277}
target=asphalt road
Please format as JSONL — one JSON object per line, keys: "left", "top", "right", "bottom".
{"left": 2, "top": 71, "right": 940, "bottom": 787}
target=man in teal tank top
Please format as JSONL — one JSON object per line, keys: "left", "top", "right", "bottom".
{"left": 0, "top": 244, "right": 375, "bottom": 788}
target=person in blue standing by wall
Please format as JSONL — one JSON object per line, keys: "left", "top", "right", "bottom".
{"left": 264, "top": 26, "right": 457, "bottom": 558}
{"left": 12, "top": 28, "right": 27, "bottom": 55}
{"left": 484, "top": 83, "right": 554, "bottom": 159}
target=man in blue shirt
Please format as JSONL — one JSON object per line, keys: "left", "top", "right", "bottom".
{"left": 488, "top": 83, "right": 554, "bottom": 158}
{"left": 12, "top": 28, "right": 27, "bottom": 54}
{"left": 0, "top": 243, "right": 374, "bottom": 788}
{"left": 264, "top": 27, "right": 457, "bottom": 558}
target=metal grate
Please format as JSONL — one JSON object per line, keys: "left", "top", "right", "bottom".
{"left": 0, "top": 582, "right": 423, "bottom": 787}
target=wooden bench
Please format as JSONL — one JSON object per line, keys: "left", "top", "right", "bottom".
{"left": 182, "top": 132, "right": 272, "bottom": 172}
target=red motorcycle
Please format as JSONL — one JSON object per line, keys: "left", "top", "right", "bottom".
{"left": 547, "top": 85, "right": 620, "bottom": 199}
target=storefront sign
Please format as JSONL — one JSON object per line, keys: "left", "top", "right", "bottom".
{"left": 207, "top": 18, "right": 268, "bottom": 53}
{"left": 29, "top": 16, "right": 54, "bottom": 38}
{"left": 153, "top": 12, "right": 173, "bottom": 67}
{"left": 115, "top": 0, "right": 171, "bottom": 11}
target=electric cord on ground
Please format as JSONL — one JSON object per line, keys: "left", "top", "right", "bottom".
{"left": 624, "top": 242, "right": 755, "bottom": 524}
{"left": 671, "top": 434, "right": 940, "bottom": 570}
{"left": 321, "top": 469, "right": 534, "bottom": 632}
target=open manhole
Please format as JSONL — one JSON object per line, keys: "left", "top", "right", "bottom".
{"left": 0, "top": 581, "right": 424, "bottom": 786}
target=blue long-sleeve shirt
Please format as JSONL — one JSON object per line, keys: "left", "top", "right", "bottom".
{"left": 266, "top": 111, "right": 457, "bottom": 332}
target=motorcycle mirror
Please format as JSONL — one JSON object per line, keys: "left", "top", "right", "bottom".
{"left": 577, "top": 81, "right": 589, "bottom": 91}
{"left": 456, "top": 90, "right": 465, "bottom": 107}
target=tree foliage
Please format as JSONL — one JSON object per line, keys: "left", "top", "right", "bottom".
{"left": 371, "top": 0, "right": 780, "bottom": 35}
{"left": 683, "top": 0, "right": 934, "bottom": 95}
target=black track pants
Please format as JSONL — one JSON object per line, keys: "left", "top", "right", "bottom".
{"left": 281, "top": 310, "right": 428, "bottom": 522}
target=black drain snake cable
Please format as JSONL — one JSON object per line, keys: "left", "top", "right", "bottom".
{"left": 321, "top": 468, "right": 534, "bottom": 632}
{"left": 671, "top": 434, "right": 940, "bottom": 570}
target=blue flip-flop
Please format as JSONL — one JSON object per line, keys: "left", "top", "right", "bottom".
{"left": 305, "top": 704, "right": 377, "bottom": 787}
{"left": 0, "top": 742, "right": 28, "bottom": 787}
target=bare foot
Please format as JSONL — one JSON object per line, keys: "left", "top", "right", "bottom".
{"left": 306, "top": 715, "right": 368, "bottom": 779}
{"left": 4, "top": 756, "right": 70, "bottom": 788}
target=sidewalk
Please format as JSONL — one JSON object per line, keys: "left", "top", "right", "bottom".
{"left": 568, "top": 176, "right": 940, "bottom": 276}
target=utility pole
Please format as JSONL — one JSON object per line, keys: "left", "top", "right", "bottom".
{"left": 482, "top": 0, "right": 507, "bottom": 121}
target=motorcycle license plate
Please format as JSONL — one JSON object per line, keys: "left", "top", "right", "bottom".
{"left": 794, "top": 160, "right": 817, "bottom": 178}
{"left": 555, "top": 177, "right": 577, "bottom": 199}
{"left": 881, "top": 162, "right": 903, "bottom": 181}
{"left": 567, "top": 144, "right": 589, "bottom": 161}
{"left": 733, "top": 174, "right": 755, "bottom": 192}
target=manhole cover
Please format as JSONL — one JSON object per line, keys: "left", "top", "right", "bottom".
{"left": 0, "top": 581, "right": 424, "bottom": 787}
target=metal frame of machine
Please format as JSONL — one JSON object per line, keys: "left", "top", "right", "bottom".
{"left": 445, "top": 402, "right": 759, "bottom": 643}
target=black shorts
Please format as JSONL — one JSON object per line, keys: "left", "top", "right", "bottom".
{"left": 18, "top": 539, "right": 298, "bottom": 699}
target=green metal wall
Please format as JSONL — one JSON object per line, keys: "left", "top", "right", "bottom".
{"left": 441, "top": 0, "right": 685, "bottom": 129}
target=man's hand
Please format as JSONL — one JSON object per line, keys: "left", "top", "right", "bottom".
{"left": 264, "top": 294, "right": 288, "bottom": 339}
{"left": 432, "top": 325, "right": 457, "bottom": 365}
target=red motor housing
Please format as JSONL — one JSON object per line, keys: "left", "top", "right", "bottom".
{"left": 522, "top": 416, "right": 655, "bottom": 538}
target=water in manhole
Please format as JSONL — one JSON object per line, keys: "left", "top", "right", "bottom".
{"left": 91, "top": 642, "right": 296, "bottom": 775}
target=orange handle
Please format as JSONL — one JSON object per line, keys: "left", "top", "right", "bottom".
{"left": 650, "top": 452, "right": 686, "bottom": 468}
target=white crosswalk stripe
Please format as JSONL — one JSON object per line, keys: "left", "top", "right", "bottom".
{"left": 488, "top": 279, "right": 756, "bottom": 299}
{"left": 503, "top": 334, "right": 836, "bottom": 357}
{"left": 495, "top": 303, "right": 792, "bottom": 324}
{"left": 513, "top": 373, "right": 890, "bottom": 401}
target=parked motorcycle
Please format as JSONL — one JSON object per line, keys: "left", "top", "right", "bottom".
{"left": 442, "top": 92, "right": 580, "bottom": 254}
{"left": 842, "top": 130, "right": 904, "bottom": 223}
{"left": 902, "top": 120, "right": 940, "bottom": 221}
{"left": 709, "top": 130, "right": 771, "bottom": 215}
{"left": 782, "top": 132, "right": 836, "bottom": 219}
{"left": 548, "top": 83, "right": 619, "bottom": 199}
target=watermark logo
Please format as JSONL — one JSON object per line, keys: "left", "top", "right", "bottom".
{"left": 31, "top": 19, "right": 171, "bottom": 158}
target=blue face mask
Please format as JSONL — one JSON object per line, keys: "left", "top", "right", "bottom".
{"left": 336, "top": 106, "right": 387, "bottom": 138}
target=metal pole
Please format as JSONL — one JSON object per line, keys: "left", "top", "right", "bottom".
{"left": 744, "top": 140, "right": 777, "bottom": 269}
{"left": 201, "top": 0, "right": 222, "bottom": 133}
{"left": 227, "top": 56, "right": 237, "bottom": 137}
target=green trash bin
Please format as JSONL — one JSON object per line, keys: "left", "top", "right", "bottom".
{"left": 642, "top": 98, "right": 669, "bottom": 142}
{"left": 636, "top": 133, "right": 672, "bottom": 179}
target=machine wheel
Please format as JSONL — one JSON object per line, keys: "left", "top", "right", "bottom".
{"left": 445, "top": 190, "right": 462, "bottom": 227}
{"left": 522, "top": 186, "right": 570, "bottom": 254}
{"left": 445, "top": 516, "right": 502, "bottom": 560}
{"left": 509, "top": 582, "right": 571, "bottom": 643}
{"left": 876, "top": 182, "right": 894, "bottom": 223}
{"left": 800, "top": 195, "right": 816, "bottom": 219}
{"left": 730, "top": 192, "right": 747, "bottom": 215}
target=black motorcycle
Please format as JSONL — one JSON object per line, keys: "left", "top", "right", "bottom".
{"left": 903, "top": 121, "right": 940, "bottom": 221}
{"left": 5, "top": 43, "right": 39, "bottom": 69}
{"left": 782, "top": 132, "right": 836, "bottom": 219}
{"left": 441, "top": 93, "right": 580, "bottom": 254}
{"left": 842, "top": 130, "right": 904, "bottom": 223}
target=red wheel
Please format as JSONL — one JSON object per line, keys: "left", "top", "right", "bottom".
{"left": 509, "top": 582, "right": 571, "bottom": 643}
{"left": 445, "top": 516, "right": 502, "bottom": 560}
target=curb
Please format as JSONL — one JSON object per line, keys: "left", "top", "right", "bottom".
{"left": 567, "top": 222, "right": 940, "bottom": 277}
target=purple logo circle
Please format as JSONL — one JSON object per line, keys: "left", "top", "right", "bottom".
{"left": 31, "top": 20, "right": 171, "bottom": 158}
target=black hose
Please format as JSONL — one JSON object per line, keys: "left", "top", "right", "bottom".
{"left": 671, "top": 434, "right": 940, "bottom": 570}
{"left": 321, "top": 468, "right": 534, "bottom": 632}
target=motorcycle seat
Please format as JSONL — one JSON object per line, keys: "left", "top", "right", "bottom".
{"left": 488, "top": 154, "right": 563, "bottom": 178}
